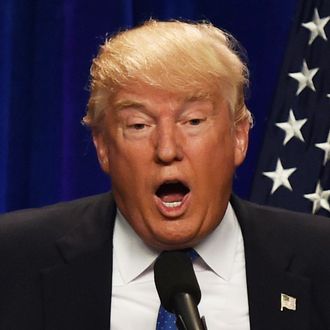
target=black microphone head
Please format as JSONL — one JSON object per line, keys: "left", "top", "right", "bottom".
{"left": 154, "top": 250, "right": 201, "bottom": 312}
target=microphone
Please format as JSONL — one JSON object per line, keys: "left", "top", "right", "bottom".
{"left": 154, "top": 250, "right": 207, "bottom": 330}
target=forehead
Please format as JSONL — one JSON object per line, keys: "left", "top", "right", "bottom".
{"left": 111, "top": 84, "right": 221, "bottom": 110}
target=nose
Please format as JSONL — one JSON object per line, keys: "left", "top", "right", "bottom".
{"left": 155, "top": 123, "right": 183, "bottom": 164}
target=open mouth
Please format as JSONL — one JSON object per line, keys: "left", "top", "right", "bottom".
{"left": 155, "top": 181, "right": 190, "bottom": 209}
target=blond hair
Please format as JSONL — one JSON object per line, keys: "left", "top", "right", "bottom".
{"left": 84, "top": 19, "right": 252, "bottom": 130}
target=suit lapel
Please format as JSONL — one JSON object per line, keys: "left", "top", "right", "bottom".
{"left": 41, "top": 194, "right": 117, "bottom": 330}
{"left": 231, "top": 196, "right": 311, "bottom": 330}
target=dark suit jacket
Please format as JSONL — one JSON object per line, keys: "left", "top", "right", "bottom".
{"left": 0, "top": 192, "right": 330, "bottom": 330}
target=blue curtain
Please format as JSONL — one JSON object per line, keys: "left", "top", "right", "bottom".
{"left": 0, "top": 0, "right": 299, "bottom": 212}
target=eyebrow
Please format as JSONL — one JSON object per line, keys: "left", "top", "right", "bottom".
{"left": 185, "top": 95, "right": 210, "bottom": 102}
{"left": 112, "top": 95, "right": 211, "bottom": 115}
{"left": 113, "top": 100, "right": 146, "bottom": 111}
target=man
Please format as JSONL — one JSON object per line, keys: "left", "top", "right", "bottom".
{"left": 0, "top": 19, "right": 330, "bottom": 330}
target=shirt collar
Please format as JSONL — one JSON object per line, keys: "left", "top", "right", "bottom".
{"left": 113, "top": 210, "right": 158, "bottom": 284}
{"left": 113, "top": 203, "right": 240, "bottom": 284}
{"left": 194, "top": 203, "right": 240, "bottom": 281}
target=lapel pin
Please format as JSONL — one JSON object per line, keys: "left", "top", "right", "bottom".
{"left": 281, "top": 293, "right": 296, "bottom": 311}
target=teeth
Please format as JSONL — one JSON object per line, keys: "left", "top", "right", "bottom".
{"left": 162, "top": 201, "right": 182, "bottom": 208}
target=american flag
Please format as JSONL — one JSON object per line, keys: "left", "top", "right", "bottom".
{"left": 250, "top": 0, "right": 330, "bottom": 217}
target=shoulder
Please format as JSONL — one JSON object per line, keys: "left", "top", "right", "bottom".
{"left": 232, "top": 196, "right": 330, "bottom": 260}
{"left": 0, "top": 192, "right": 113, "bottom": 220}
{"left": 0, "top": 192, "right": 115, "bottom": 249}
{"left": 232, "top": 195, "right": 330, "bottom": 234}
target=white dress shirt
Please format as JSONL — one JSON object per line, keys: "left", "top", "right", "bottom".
{"left": 111, "top": 203, "right": 250, "bottom": 329}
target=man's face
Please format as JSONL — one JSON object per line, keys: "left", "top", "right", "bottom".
{"left": 94, "top": 85, "right": 249, "bottom": 250}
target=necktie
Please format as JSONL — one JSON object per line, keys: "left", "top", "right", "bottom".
{"left": 156, "top": 305, "right": 177, "bottom": 330}
{"left": 155, "top": 249, "right": 199, "bottom": 330}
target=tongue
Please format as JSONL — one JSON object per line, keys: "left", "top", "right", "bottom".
{"left": 160, "top": 192, "right": 185, "bottom": 203}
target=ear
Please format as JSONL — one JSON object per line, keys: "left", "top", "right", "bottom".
{"left": 93, "top": 133, "right": 111, "bottom": 175}
{"left": 234, "top": 118, "right": 250, "bottom": 167}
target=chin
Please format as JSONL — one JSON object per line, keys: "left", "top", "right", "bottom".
{"left": 150, "top": 231, "right": 202, "bottom": 251}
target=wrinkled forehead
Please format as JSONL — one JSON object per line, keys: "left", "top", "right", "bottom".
{"left": 108, "top": 82, "right": 227, "bottom": 111}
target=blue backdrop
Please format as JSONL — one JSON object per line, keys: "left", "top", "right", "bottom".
{"left": 0, "top": 0, "right": 299, "bottom": 212}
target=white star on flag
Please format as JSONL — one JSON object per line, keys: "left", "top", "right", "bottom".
{"left": 315, "top": 130, "right": 330, "bottom": 165}
{"left": 276, "top": 109, "right": 307, "bottom": 145}
{"left": 288, "top": 60, "right": 319, "bottom": 95}
{"left": 304, "top": 182, "right": 330, "bottom": 214}
{"left": 263, "top": 159, "right": 297, "bottom": 194}
{"left": 302, "top": 8, "right": 330, "bottom": 45}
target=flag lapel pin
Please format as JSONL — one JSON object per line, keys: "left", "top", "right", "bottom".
{"left": 281, "top": 293, "right": 296, "bottom": 311}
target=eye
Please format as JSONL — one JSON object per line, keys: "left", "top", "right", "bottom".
{"left": 130, "top": 123, "right": 147, "bottom": 130}
{"left": 188, "top": 118, "right": 204, "bottom": 126}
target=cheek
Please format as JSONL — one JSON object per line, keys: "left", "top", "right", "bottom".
{"left": 191, "top": 135, "right": 236, "bottom": 189}
{"left": 107, "top": 142, "right": 153, "bottom": 193}
{"left": 192, "top": 130, "right": 235, "bottom": 164}
{"left": 107, "top": 136, "right": 139, "bottom": 166}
